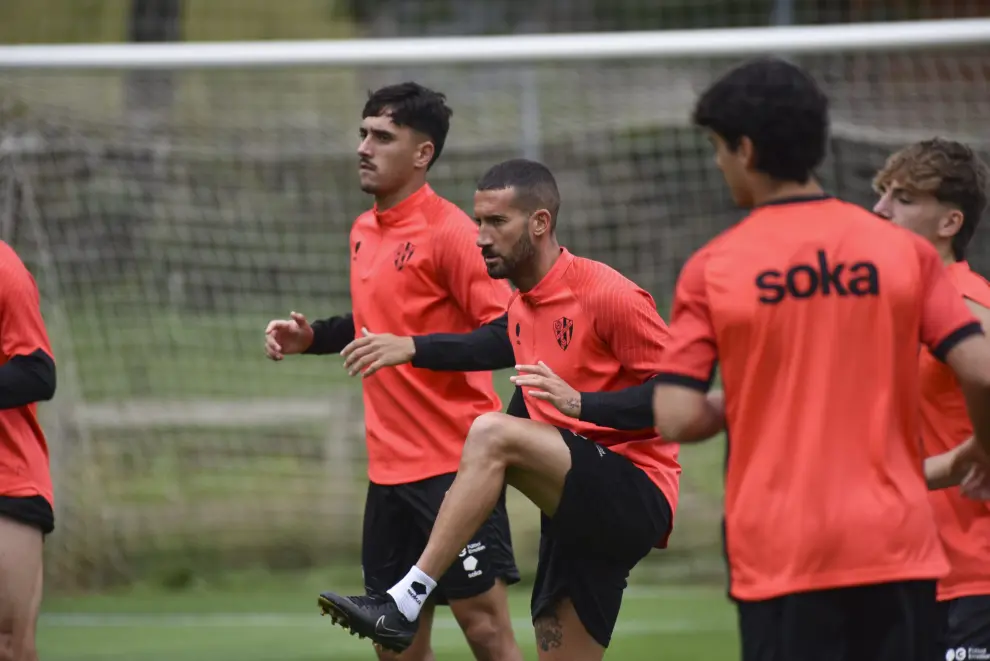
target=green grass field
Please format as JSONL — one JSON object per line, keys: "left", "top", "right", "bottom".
{"left": 40, "top": 568, "right": 739, "bottom": 660}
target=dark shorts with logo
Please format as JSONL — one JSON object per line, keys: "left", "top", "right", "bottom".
{"left": 937, "top": 595, "right": 990, "bottom": 661}
{"left": 361, "top": 472, "right": 520, "bottom": 606}
{"left": 531, "top": 428, "right": 672, "bottom": 649}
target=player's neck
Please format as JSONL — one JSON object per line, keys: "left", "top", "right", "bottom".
{"left": 374, "top": 176, "right": 428, "bottom": 211}
{"left": 751, "top": 178, "right": 825, "bottom": 207}
{"left": 513, "top": 241, "right": 562, "bottom": 293}
{"left": 936, "top": 244, "right": 956, "bottom": 267}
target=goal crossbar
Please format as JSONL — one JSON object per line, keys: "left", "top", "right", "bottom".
{"left": 0, "top": 18, "right": 987, "bottom": 69}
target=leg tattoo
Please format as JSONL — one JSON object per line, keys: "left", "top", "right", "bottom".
{"left": 534, "top": 608, "right": 564, "bottom": 652}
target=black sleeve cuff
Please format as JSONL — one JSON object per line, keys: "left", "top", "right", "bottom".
{"left": 304, "top": 314, "right": 357, "bottom": 355}
{"left": 655, "top": 371, "right": 711, "bottom": 392}
{"left": 409, "top": 314, "right": 514, "bottom": 372}
{"left": 577, "top": 378, "right": 657, "bottom": 431}
{"left": 933, "top": 321, "right": 984, "bottom": 362}
{"left": 0, "top": 350, "right": 56, "bottom": 409}
{"left": 410, "top": 335, "right": 443, "bottom": 368}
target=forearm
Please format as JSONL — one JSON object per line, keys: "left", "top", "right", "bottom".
{"left": 304, "top": 314, "right": 356, "bottom": 355}
{"left": 0, "top": 351, "right": 56, "bottom": 409}
{"left": 411, "top": 314, "right": 514, "bottom": 372}
{"left": 653, "top": 385, "right": 726, "bottom": 444}
{"left": 579, "top": 378, "right": 656, "bottom": 431}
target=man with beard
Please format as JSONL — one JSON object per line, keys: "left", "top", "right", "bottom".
{"left": 264, "top": 83, "right": 523, "bottom": 661}
{"left": 319, "top": 158, "right": 680, "bottom": 661}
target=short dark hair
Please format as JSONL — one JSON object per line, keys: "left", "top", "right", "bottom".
{"left": 363, "top": 82, "right": 453, "bottom": 169}
{"left": 873, "top": 138, "right": 990, "bottom": 260}
{"left": 477, "top": 159, "right": 561, "bottom": 229}
{"left": 693, "top": 57, "right": 830, "bottom": 184}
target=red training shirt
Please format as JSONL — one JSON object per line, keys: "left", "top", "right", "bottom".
{"left": 656, "top": 196, "right": 981, "bottom": 601}
{"left": 920, "top": 260, "right": 990, "bottom": 601}
{"left": 0, "top": 241, "right": 54, "bottom": 506}
{"left": 508, "top": 248, "right": 681, "bottom": 543}
{"left": 351, "top": 184, "right": 512, "bottom": 485}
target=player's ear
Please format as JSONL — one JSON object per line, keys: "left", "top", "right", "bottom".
{"left": 531, "top": 209, "right": 552, "bottom": 237}
{"left": 413, "top": 140, "right": 435, "bottom": 170}
{"left": 737, "top": 135, "right": 757, "bottom": 170}
{"left": 937, "top": 208, "right": 965, "bottom": 241}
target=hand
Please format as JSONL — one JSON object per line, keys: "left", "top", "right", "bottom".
{"left": 341, "top": 327, "right": 415, "bottom": 377}
{"left": 264, "top": 311, "right": 314, "bottom": 361}
{"left": 509, "top": 361, "right": 581, "bottom": 418}
{"left": 961, "top": 465, "right": 990, "bottom": 500}
{"left": 950, "top": 437, "right": 990, "bottom": 493}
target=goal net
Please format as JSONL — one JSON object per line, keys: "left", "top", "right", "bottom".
{"left": 2, "top": 18, "right": 989, "bottom": 590}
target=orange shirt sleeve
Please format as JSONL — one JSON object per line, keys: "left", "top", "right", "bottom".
{"left": 1, "top": 253, "right": 53, "bottom": 360}
{"left": 433, "top": 214, "right": 511, "bottom": 326}
{"left": 586, "top": 279, "right": 670, "bottom": 382}
{"left": 656, "top": 250, "right": 718, "bottom": 391}
{"left": 914, "top": 237, "right": 983, "bottom": 361}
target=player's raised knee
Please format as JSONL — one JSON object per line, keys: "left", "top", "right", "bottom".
{"left": 465, "top": 412, "right": 518, "bottom": 454}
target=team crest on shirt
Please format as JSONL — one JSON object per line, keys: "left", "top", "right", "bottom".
{"left": 553, "top": 317, "right": 574, "bottom": 350}
{"left": 394, "top": 242, "right": 415, "bottom": 270}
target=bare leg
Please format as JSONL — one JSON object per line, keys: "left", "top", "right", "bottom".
{"left": 534, "top": 598, "right": 604, "bottom": 661}
{"left": 416, "top": 413, "right": 572, "bottom": 580}
{"left": 449, "top": 580, "right": 523, "bottom": 661}
{"left": 0, "top": 515, "right": 43, "bottom": 661}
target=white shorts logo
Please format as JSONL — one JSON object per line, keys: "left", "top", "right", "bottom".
{"left": 461, "top": 541, "right": 485, "bottom": 578}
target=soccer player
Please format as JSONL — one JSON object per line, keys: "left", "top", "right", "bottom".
{"left": 0, "top": 240, "right": 57, "bottom": 661}
{"left": 651, "top": 57, "right": 990, "bottom": 661}
{"left": 318, "top": 158, "right": 679, "bottom": 661}
{"left": 872, "top": 138, "right": 990, "bottom": 660}
{"left": 263, "top": 83, "right": 523, "bottom": 661}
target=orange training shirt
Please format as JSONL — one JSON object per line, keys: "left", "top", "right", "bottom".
{"left": 507, "top": 248, "right": 681, "bottom": 543}
{"left": 0, "top": 241, "right": 54, "bottom": 506}
{"left": 656, "top": 196, "right": 981, "bottom": 601}
{"left": 350, "top": 184, "right": 512, "bottom": 485}
{"left": 921, "top": 260, "right": 990, "bottom": 601}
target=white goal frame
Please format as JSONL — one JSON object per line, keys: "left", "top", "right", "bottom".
{"left": 0, "top": 18, "right": 987, "bottom": 70}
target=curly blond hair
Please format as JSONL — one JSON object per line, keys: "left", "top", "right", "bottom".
{"left": 873, "top": 138, "right": 990, "bottom": 260}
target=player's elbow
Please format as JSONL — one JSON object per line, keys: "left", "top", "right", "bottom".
{"left": 654, "top": 383, "right": 725, "bottom": 443}
{"left": 652, "top": 385, "right": 710, "bottom": 443}
{"left": 25, "top": 352, "right": 56, "bottom": 403}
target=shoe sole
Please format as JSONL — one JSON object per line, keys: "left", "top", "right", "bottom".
{"left": 317, "top": 595, "right": 406, "bottom": 654}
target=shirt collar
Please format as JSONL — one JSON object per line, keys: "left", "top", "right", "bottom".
{"left": 519, "top": 248, "right": 573, "bottom": 304}
{"left": 374, "top": 183, "right": 434, "bottom": 226}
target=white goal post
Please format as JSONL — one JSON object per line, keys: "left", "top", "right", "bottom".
{"left": 3, "top": 18, "right": 989, "bottom": 589}
{"left": 0, "top": 18, "right": 987, "bottom": 68}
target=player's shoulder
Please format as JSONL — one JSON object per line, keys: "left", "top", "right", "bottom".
{"left": 430, "top": 194, "right": 475, "bottom": 233}
{"left": 566, "top": 255, "right": 657, "bottom": 305}
{"left": 0, "top": 240, "right": 31, "bottom": 276}
{"left": 351, "top": 208, "right": 377, "bottom": 230}
{"left": 956, "top": 263, "right": 990, "bottom": 309}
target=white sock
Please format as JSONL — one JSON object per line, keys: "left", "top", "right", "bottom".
{"left": 386, "top": 566, "right": 437, "bottom": 621}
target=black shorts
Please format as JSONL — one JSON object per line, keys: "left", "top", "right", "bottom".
{"left": 362, "top": 472, "right": 520, "bottom": 606}
{"left": 737, "top": 579, "right": 937, "bottom": 661}
{"left": 0, "top": 495, "right": 54, "bottom": 535}
{"left": 936, "top": 595, "right": 990, "bottom": 660}
{"left": 531, "top": 429, "right": 673, "bottom": 649}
